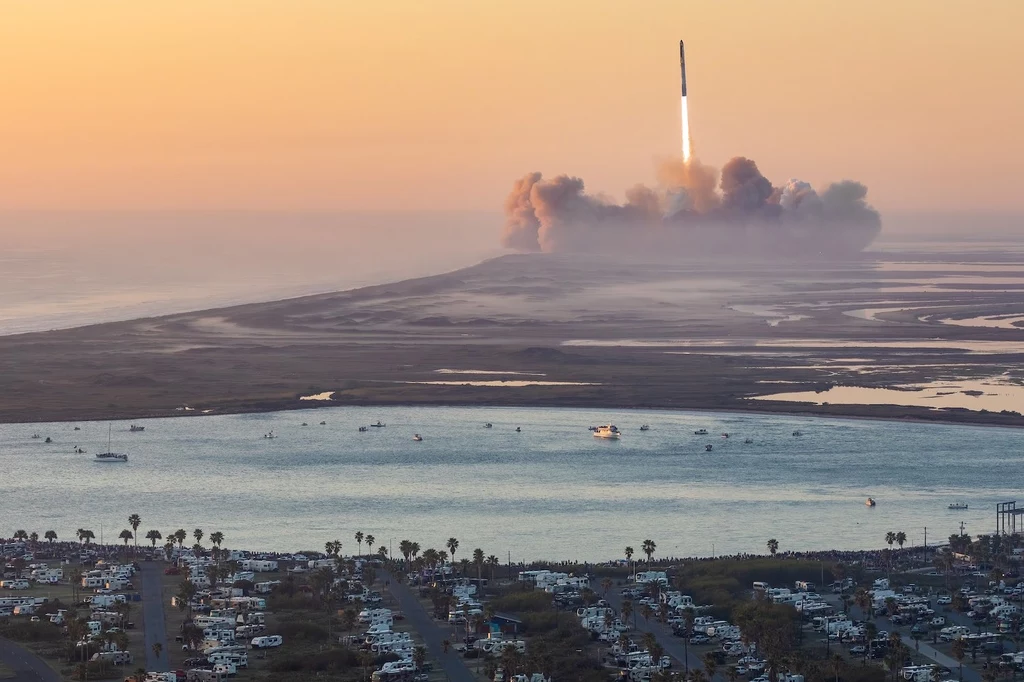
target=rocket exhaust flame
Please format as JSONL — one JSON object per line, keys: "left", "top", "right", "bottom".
{"left": 681, "top": 95, "right": 691, "bottom": 163}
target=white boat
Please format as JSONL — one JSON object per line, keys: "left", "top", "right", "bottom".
{"left": 94, "top": 425, "right": 128, "bottom": 462}
{"left": 948, "top": 502, "right": 968, "bottom": 510}
{"left": 639, "top": 424, "right": 650, "bottom": 431}
{"left": 694, "top": 429, "right": 708, "bottom": 435}
{"left": 263, "top": 431, "right": 276, "bottom": 439}
{"left": 129, "top": 425, "right": 145, "bottom": 432}
{"left": 484, "top": 423, "right": 493, "bottom": 428}
{"left": 413, "top": 434, "right": 423, "bottom": 442}
{"left": 865, "top": 497, "right": 876, "bottom": 507}
{"left": 593, "top": 425, "right": 621, "bottom": 439}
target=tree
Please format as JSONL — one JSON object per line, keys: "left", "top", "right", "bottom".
{"left": 44, "top": 530, "right": 57, "bottom": 544}
{"left": 447, "top": 537, "right": 459, "bottom": 563}
{"left": 77, "top": 528, "right": 95, "bottom": 545}
{"left": 209, "top": 531, "right": 224, "bottom": 550}
{"left": 29, "top": 531, "right": 38, "bottom": 546}
{"left": 951, "top": 638, "right": 966, "bottom": 681}
{"left": 767, "top": 538, "right": 779, "bottom": 557}
{"left": 366, "top": 535, "right": 375, "bottom": 554}
{"left": 640, "top": 603, "right": 654, "bottom": 624}
{"left": 831, "top": 652, "right": 844, "bottom": 682}
{"left": 896, "top": 531, "right": 907, "bottom": 551}
{"left": 355, "top": 531, "right": 364, "bottom": 556}
{"left": 174, "top": 529, "right": 187, "bottom": 548}
{"left": 128, "top": 514, "right": 142, "bottom": 550}
{"left": 413, "top": 645, "right": 427, "bottom": 670}
{"left": 119, "top": 529, "right": 133, "bottom": 556}
{"left": 703, "top": 651, "right": 719, "bottom": 680}
{"left": 622, "top": 599, "right": 634, "bottom": 630}
{"left": 193, "top": 528, "right": 203, "bottom": 546}
{"left": 473, "top": 548, "right": 485, "bottom": 583}
{"left": 13, "top": 529, "right": 28, "bottom": 542}
{"left": 399, "top": 540, "right": 413, "bottom": 564}
{"left": 145, "top": 530, "right": 162, "bottom": 547}
{"left": 601, "top": 577, "right": 613, "bottom": 596}
{"left": 487, "top": 555, "right": 500, "bottom": 581}
{"left": 151, "top": 642, "right": 163, "bottom": 662}
{"left": 176, "top": 579, "right": 198, "bottom": 620}
{"left": 625, "top": 546, "right": 634, "bottom": 563}
{"left": 642, "top": 539, "right": 656, "bottom": 566}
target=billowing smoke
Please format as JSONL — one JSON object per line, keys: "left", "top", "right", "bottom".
{"left": 501, "top": 157, "right": 882, "bottom": 257}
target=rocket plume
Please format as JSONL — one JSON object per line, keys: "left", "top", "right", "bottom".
{"left": 681, "top": 96, "right": 692, "bottom": 162}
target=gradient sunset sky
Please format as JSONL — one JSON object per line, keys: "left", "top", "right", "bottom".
{"left": 2, "top": 1, "right": 1021, "bottom": 213}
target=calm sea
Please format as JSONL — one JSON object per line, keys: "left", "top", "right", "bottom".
{"left": 1, "top": 406, "right": 1017, "bottom": 561}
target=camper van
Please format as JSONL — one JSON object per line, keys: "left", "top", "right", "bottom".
{"left": 250, "top": 635, "right": 283, "bottom": 649}
{"left": 90, "top": 650, "right": 133, "bottom": 665}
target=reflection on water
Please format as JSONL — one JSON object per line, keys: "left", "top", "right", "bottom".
{"left": 751, "top": 378, "right": 1024, "bottom": 413}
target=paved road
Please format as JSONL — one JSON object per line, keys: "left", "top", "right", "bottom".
{"left": 382, "top": 572, "right": 477, "bottom": 682}
{"left": 141, "top": 561, "right": 170, "bottom": 672}
{"left": 0, "top": 637, "right": 61, "bottom": 682}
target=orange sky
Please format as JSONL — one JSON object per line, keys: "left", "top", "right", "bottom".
{"left": 1, "top": 1, "right": 1021, "bottom": 212}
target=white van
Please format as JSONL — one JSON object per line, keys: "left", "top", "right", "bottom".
{"left": 0, "top": 580, "right": 30, "bottom": 590}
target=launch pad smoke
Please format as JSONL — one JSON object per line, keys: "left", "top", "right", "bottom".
{"left": 501, "top": 157, "right": 882, "bottom": 258}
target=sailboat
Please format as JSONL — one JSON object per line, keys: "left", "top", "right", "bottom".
{"left": 95, "top": 424, "right": 128, "bottom": 462}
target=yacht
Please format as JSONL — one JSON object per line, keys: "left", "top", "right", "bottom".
{"left": 413, "top": 434, "right": 423, "bottom": 442}
{"left": 129, "top": 425, "right": 145, "bottom": 432}
{"left": 94, "top": 425, "right": 128, "bottom": 462}
{"left": 865, "top": 497, "right": 876, "bottom": 507}
{"left": 948, "top": 502, "right": 969, "bottom": 510}
{"left": 593, "top": 425, "right": 621, "bottom": 439}
{"left": 694, "top": 429, "right": 708, "bottom": 435}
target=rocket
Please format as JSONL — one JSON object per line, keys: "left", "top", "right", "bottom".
{"left": 679, "top": 40, "right": 687, "bottom": 97}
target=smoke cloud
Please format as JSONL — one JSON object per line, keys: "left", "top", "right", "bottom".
{"left": 501, "top": 157, "right": 882, "bottom": 257}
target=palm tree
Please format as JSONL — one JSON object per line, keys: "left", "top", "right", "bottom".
{"left": 399, "top": 540, "right": 413, "bottom": 564}
{"left": 473, "top": 548, "right": 485, "bottom": 582}
{"left": 128, "top": 514, "right": 142, "bottom": 550}
{"left": 410, "top": 542, "right": 420, "bottom": 559}
{"left": 77, "top": 528, "right": 95, "bottom": 545}
{"left": 621, "top": 599, "right": 634, "bottom": 630}
{"left": 365, "top": 535, "right": 375, "bottom": 554}
{"left": 44, "top": 530, "right": 57, "bottom": 544}
{"left": 68, "top": 566, "right": 83, "bottom": 604}
{"left": 413, "top": 645, "right": 427, "bottom": 670}
{"left": 601, "top": 577, "right": 613, "bottom": 596}
{"left": 487, "top": 555, "right": 499, "bottom": 581}
{"left": 29, "top": 531, "right": 38, "bottom": 547}
{"left": 640, "top": 603, "right": 654, "bottom": 624}
{"left": 144, "top": 530, "right": 162, "bottom": 548}
{"left": 767, "top": 538, "right": 779, "bottom": 556}
{"left": 176, "top": 579, "right": 198, "bottom": 620}
{"left": 209, "top": 531, "right": 224, "bottom": 550}
{"left": 355, "top": 531, "right": 364, "bottom": 556}
{"left": 119, "top": 529, "right": 133, "bottom": 557}
{"left": 951, "top": 638, "right": 966, "bottom": 681}
{"left": 151, "top": 641, "right": 163, "bottom": 662}
{"left": 641, "top": 539, "right": 656, "bottom": 567}
{"left": 896, "top": 531, "right": 907, "bottom": 551}
{"left": 703, "top": 652, "right": 719, "bottom": 680}
{"left": 447, "top": 537, "right": 459, "bottom": 564}
{"left": 193, "top": 528, "right": 203, "bottom": 546}
{"left": 174, "top": 529, "right": 187, "bottom": 548}
{"left": 13, "top": 530, "right": 28, "bottom": 542}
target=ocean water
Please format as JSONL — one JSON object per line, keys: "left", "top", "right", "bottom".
{"left": 1, "top": 406, "right": 1019, "bottom": 561}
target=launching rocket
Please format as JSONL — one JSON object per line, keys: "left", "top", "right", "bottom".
{"left": 679, "top": 40, "right": 687, "bottom": 97}
{"left": 679, "top": 40, "right": 691, "bottom": 162}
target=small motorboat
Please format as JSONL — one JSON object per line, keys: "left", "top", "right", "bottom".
{"left": 370, "top": 421, "right": 386, "bottom": 428}
{"left": 743, "top": 438, "right": 753, "bottom": 444}
{"left": 721, "top": 433, "right": 730, "bottom": 438}
{"left": 413, "top": 434, "right": 423, "bottom": 442}
{"left": 74, "top": 447, "right": 85, "bottom": 454}
{"left": 948, "top": 502, "right": 969, "bottom": 510}
{"left": 515, "top": 427, "right": 521, "bottom": 432}
{"left": 263, "top": 431, "right": 277, "bottom": 439}
{"left": 301, "top": 422, "right": 308, "bottom": 427}
{"left": 792, "top": 430, "right": 803, "bottom": 437}
{"left": 484, "top": 423, "right": 493, "bottom": 428}
{"left": 694, "top": 429, "right": 708, "bottom": 435}
{"left": 358, "top": 426, "right": 368, "bottom": 432}
{"left": 705, "top": 444, "right": 713, "bottom": 452}
{"left": 73, "top": 426, "right": 81, "bottom": 431}
{"left": 129, "top": 425, "right": 145, "bottom": 432}
{"left": 319, "top": 421, "right": 326, "bottom": 425}
{"left": 44, "top": 437, "right": 52, "bottom": 443}
{"left": 639, "top": 424, "right": 650, "bottom": 431}
{"left": 866, "top": 497, "right": 876, "bottom": 507}
{"left": 31, "top": 433, "right": 41, "bottom": 439}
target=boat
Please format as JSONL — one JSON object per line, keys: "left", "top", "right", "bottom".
{"left": 74, "top": 447, "right": 85, "bottom": 454}
{"left": 639, "top": 424, "right": 650, "bottom": 431}
{"left": 129, "top": 425, "right": 145, "bottom": 432}
{"left": 319, "top": 421, "right": 326, "bottom": 425}
{"left": 370, "top": 421, "right": 386, "bottom": 428}
{"left": 44, "top": 437, "right": 52, "bottom": 443}
{"left": 743, "top": 438, "right": 753, "bottom": 444}
{"left": 515, "top": 427, "right": 521, "bottom": 432}
{"left": 263, "top": 431, "right": 276, "bottom": 439}
{"left": 94, "top": 425, "right": 128, "bottom": 462}
{"left": 593, "top": 425, "right": 621, "bottom": 439}
{"left": 301, "top": 422, "right": 308, "bottom": 427}
{"left": 484, "top": 423, "right": 493, "bottom": 428}
{"left": 792, "top": 430, "right": 803, "bottom": 437}
{"left": 413, "top": 434, "right": 423, "bottom": 442}
{"left": 721, "top": 433, "right": 730, "bottom": 438}
{"left": 31, "top": 433, "right": 41, "bottom": 439}
{"left": 73, "top": 426, "right": 80, "bottom": 431}
{"left": 705, "top": 444, "right": 713, "bottom": 452}
{"left": 358, "top": 426, "right": 368, "bottom": 432}
{"left": 948, "top": 502, "right": 969, "bottom": 510}
{"left": 865, "top": 497, "right": 876, "bottom": 507}
{"left": 694, "top": 429, "right": 708, "bottom": 435}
